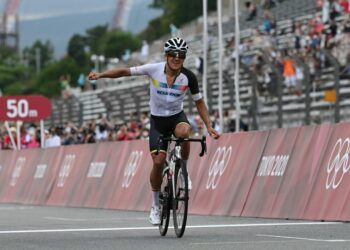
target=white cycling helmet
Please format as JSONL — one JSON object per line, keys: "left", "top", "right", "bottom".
{"left": 164, "top": 37, "right": 188, "bottom": 53}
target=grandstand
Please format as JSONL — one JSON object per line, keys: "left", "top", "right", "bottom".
{"left": 47, "top": 0, "right": 350, "bottom": 132}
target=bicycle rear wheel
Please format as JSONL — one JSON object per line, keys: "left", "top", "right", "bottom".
{"left": 159, "top": 169, "right": 171, "bottom": 236}
{"left": 173, "top": 159, "right": 188, "bottom": 238}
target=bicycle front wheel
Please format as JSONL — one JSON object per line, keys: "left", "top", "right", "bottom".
{"left": 173, "top": 159, "right": 188, "bottom": 238}
{"left": 159, "top": 170, "right": 171, "bottom": 236}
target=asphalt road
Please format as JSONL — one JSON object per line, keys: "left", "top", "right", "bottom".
{"left": 0, "top": 204, "right": 349, "bottom": 250}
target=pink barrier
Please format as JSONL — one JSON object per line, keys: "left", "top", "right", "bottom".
{"left": 190, "top": 131, "right": 268, "bottom": 216}
{"left": 19, "top": 147, "right": 64, "bottom": 204}
{"left": 1, "top": 123, "right": 350, "bottom": 221}
{"left": 46, "top": 145, "right": 96, "bottom": 206}
{"left": 241, "top": 128, "right": 300, "bottom": 217}
{"left": 241, "top": 124, "right": 334, "bottom": 219}
{"left": 106, "top": 140, "right": 152, "bottom": 211}
{"left": 0, "top": 149, "right": 41, "bottom": 203}
{"left": 303, "top": 122, "right": 350, "bottom": 220}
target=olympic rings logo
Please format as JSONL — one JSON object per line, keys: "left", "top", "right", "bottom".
{"left": 122, "top": 151, "right": 143, "bottom": 188}
{"left": 57, "top": 154, "right": 76, "bottom": 187}
{"left": 326, "top": 138, "right": 350, "bottom": 190}
{"left": 206, "top": 146, "right": 232, "bottom": 190}
{"left": 10, "top": 157, "right": 26, "bottom": 187}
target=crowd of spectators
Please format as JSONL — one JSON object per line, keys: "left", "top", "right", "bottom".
{"left": 237, "top": 0, "right": 350, "bottom": 98}
{"left": 0, "top": 110, "right": 247, "bottom": 150}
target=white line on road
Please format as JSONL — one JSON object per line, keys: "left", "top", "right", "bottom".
{"left": 257, "top": 234, "right": 350, "bottom": 242}
{"left": 0, "top": 222, "right": 342, "bottom": 235}
{"left": 44, "top": 216, "right": 146, "bottom": 222}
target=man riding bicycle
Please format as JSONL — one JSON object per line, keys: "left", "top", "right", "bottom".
{"left": 88, "top": 37, "right": 220, "bottom": 225}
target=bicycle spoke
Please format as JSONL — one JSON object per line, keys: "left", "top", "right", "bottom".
{"left": 159, "top": 171, "right": 171, "bottom": 236}
{"left": 173, "top": 160, "right": 188, "bottom": 238}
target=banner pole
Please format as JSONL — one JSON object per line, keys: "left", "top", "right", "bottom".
{"left": 5, "top": 121, "right": 17, "bottom": 150}
{"left": 40, "top": 120, "right": 45, "bottom": 148}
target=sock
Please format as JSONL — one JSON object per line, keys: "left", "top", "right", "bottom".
{"left": 152, "top": 191, "right": 160, "bottom": 207}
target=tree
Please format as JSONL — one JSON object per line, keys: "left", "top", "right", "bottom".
{"left": 101, "top": 30, "right": 141, "bottom": 59}
{"left": 140, "top": 0, "right": 217, "bottom": 40}
{"left": 67, "top": 34, "right": 88, "bottom": 67}
{"left": 85, "top": 25, "right": 109, "bottom": 55}
{"left": 22, "top": 40, "right": 54, "bottom": 71}
{"left": 35, "top": 57, "right": 80, "bottom": 97}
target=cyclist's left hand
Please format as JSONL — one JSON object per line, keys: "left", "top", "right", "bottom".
{"left": 208, "top": 127, "right": 220, "bottom": 139}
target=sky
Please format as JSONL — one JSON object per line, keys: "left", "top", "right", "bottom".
{"left": 0, "top": 0, "right": 162, "bottom": 58}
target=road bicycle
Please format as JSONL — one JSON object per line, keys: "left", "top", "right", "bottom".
{"left": 156, "top": 135, "right": 206, "bottom": 238}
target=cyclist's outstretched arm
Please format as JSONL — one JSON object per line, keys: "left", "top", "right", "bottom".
{"left": 195, "top": 98, "right": 220, "bottom": 139}
{"left": 88, "top": 68, "right": 131, "bottom": 80}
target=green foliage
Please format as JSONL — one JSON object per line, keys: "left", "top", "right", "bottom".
{"left": 101, "top": 30, "right": 141, "bottom": 58}
{"left": 35, "top": 57, "right": 80, "bottom": 97}
{"left": 140, "top": 0, "right": 216, "bottom": 41}
{"left": 67, "top": 34, "right": 88, "bottom": 67}
{"left": 1, "top": 0, "right": 214, "bottom": 96}
{"left": 85, "top": 25, "right": 109, "bottom": 55}
{"left": 22, "top": 40, "right": 54, "bottom": 71}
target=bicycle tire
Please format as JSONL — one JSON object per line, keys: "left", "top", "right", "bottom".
{"left": 159, "top": 169, "right": 171, "bottom": 236}
{"left": 172, "top": 159, "right": 188, "bottom": 238}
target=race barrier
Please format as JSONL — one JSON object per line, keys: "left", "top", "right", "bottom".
{"left": 0, "top": 122, "right": 350, "bottom": 221}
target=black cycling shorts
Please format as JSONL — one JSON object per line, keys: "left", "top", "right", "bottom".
{"left": 149, "top": 111, "right": 190, "bottom": 154}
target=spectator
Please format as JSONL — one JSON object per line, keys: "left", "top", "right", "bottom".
{"left": 322, "top": 0, "right": 330, "bottom": 23}
{"left": 169, "top": 23, "right": 179, "bottom": 37}
{"left": 77, "top": 73, "right": 86, "bottom": 91}
{"left": 263, "top": 11, "right": 275, "bottom": 34}
{"left": 116, "top": 124, "right": 131, "bottom": 141}
{"left": 195, "top": 56, "right": 203, "bottom": 76}
{"left": 245, "top": 1, "right": 257, "bottom": 21}
{"left": 60, "top": 74, "right": 71, "bottom": 98}
{"left": 283, "top": 54, "right": 298, "bottom": 94}
{"left": 45, "top": 127, "right": 61, "bottom": 147}
{"left": 95, "top": 114, "right": 111, "bottom": 142}
{"left": 26, "top": 129, "right": 40, "bottom": 149}
{"left": 141, "top": 40, "right": 149, "bottom": 63}
{"left": 3, "top": 127, "right": 17, "bottom": 150}
{"left": 340, "top": 0, "right": 350, "bottom": 13}
{"left": 340, "top": 54, "right": 350, "bottom": 79}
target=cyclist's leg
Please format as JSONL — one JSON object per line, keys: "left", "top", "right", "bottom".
{"left": 149, "top": 115, "right": 171, "bottom": 225}
{"left": 149, "top": 116, "right": 169, "bottom": 192}
{"left": 174, "top": 123, "right": 191, "bottom": 160}
{"left": 173, "top": 111, "right": 191, "bottom": 160}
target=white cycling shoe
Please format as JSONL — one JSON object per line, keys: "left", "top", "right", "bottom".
{"left": 188, "top": 175, "right": 192, "bottom": 190}
{"left": 149, "top": 206, "right": 161, "bottom": 225}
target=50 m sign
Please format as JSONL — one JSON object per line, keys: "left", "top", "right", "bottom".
{"left": 0, "top": 96, "right": 52, "bottom": 121}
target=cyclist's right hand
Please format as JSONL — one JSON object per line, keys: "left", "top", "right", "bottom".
{"left": 88, "top": 72, "right": 100, "bottom": 80}
{"left": 208, "top": 127, "right": 220, "bottom": 139}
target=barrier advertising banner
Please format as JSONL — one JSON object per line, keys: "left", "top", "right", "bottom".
{"left": 22, "top": 147, "right": 65, "bottom": 204}
{"left": 303, "top": 122, "right": 350, "bottom": 220}
{"left": 46, "top": 144, "right": 96, "bottom": 206}
{"left": 1, "top": 122, "right": 350, "bottom": 222}
{"left": 269, "top": 124, "right": 333, "bottom": 219}
{"left": 242, "top": 127, "right": 300, "bottom": 217}
{"left": 0, "top": 149, "right": 42, "bottom": 203}
{"left": 190, "top": 131, "right": 269, "bottom": 216}
{"left": 107, "top": 140, "right": 152, "bottom": 211}
{"left": 70, "top": 141, "right": 128, "bottom": 209}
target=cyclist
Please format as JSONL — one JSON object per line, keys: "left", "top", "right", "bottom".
{"left": 88, "top": 37, "right": 220, "bottom": 225}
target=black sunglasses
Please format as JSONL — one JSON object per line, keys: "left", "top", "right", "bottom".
{"left": 167, "top": 51, "right": 186, "bottom": 59}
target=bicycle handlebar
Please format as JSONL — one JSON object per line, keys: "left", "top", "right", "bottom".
{"left": 155, "top": 135, "right": 207, "bottom": 157}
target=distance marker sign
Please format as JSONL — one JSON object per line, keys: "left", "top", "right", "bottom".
{"left": 0, "top": 96, "right": 52, "bottom": 121}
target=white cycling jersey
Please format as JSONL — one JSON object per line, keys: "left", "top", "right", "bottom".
{"left": 130, "top": 62, "right": 202, "bottom": 117}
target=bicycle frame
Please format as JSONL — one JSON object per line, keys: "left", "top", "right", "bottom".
{"left": 157, "top": 135, "right": 206, "bottom": 237}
